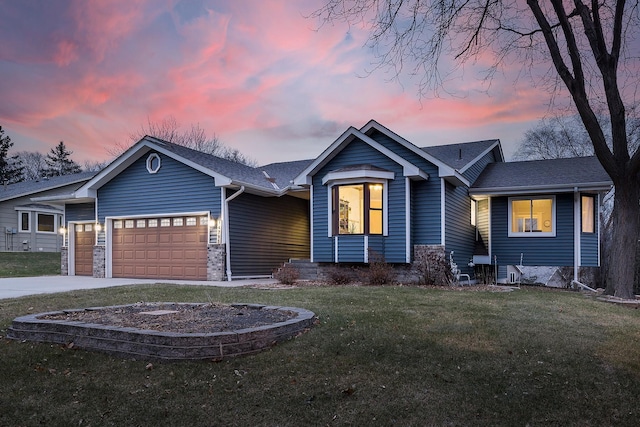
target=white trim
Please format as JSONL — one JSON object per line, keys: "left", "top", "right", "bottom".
{"left": 507, "top": 196, "right": 557, "bottom": 238}
{"left": 310, "top": 184, "right": 314, "bottom": 262}
{"left": 146, "top": 153, "right": 161, "bottom": 174}
{"left": 67, "top": 220, "right": 95, "bottom": 276}
{"left": 440, "top": 178, "right": 446, "bottom": 245}
{"left": 35, "top": 212, "right": 58, "bottom": 234}
{"left": 458, "top": 141, "right": 503, "bottom": 173}
{"left": 322, "top": 169, "right": 394, "bottom": 185}
{"left": 470, "top": 182, "right": 613, "bottom": 196}
{"left": 17, "top": 211, "right": 30, "bottom": 233}
{"left": 574, "top": 190, "right": 580, "bottom": 282}
{"left": 224, "top": 186, "right": 245, "bottom": 281}
{"left": 488, "top": 197, "right": 492, "bottom": 258}
{"left": 405, "top": 177, "right": 411, "bottom": 263}
{"left": 597, "top": 193, "right": 601, "bottom": 267}
{"left": 334, "top": 236, "right": 339, "bottom": 263}
{"left": 327, "top": 179, "right": 389, "bottom": 237}
{"left": 364, "top": 235, "right": 369, "bottom": 263}
{"left": 293, "top": 126, "right": 428, "bottom": 186}
{"left": 103, "top": 210, "right": 211, "bottom": 279}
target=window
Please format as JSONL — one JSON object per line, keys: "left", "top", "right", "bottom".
{"left": 37, "top": 214, "right": 55, "bottom": 233}
{"left": 332, "top": 183, "right": 383, "bottom": 235}
{"left": 136, "top": 219, "right": 146, "bottom": 228}
{"left": 186, "top": 217, "right": 197, "bottom": 226}
{"left": 19, "top": 212, "right": 30, "bottom": 232}
{"left": 470, "top": 199, "right": 477, "bottom": 226}
{"left": 146, "top": 153, "right": 161, "bottom": 174}
{"left": 509, "top": 196, "right": 555, "bottom": 237}
{"left": 582, "top": 195, "right": 595, "bottom": 233}
{"left": 148, "top": 219, "right": 158, "bottom": 227}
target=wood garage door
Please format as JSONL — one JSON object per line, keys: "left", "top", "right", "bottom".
{"left": 112, "top": 216, "right": 208, "bottom": 280}
{"left": 74, "top": 223, "right": 95, "bottom": 276}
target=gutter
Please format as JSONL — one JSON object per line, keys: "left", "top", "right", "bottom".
{"left": 224, "top": 186, "right": 245, "bottom": 281}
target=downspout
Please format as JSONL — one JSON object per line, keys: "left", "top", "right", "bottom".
{"left": 573, "top": 187, "right": 580, "bottom": 283}
{"left": 224, "top": 186, "right": 245, "bottom": 281}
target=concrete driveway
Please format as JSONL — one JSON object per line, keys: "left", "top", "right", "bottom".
{"left": 0, "top": 276, "right": 278, "bottom": 300}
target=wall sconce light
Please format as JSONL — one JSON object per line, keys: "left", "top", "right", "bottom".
{"left": 95, "top": 223, "right": 103, "bottom": 232}
{"left": 59, "top": 226, "right": 66, "bottom": 235}
{"left": 209, "top": 217, "right": 217, "bottom": 227}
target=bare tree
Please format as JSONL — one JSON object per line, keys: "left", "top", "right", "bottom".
{"left": 13, "top": 151, "right": 45, "bottom": 181}
{"left": 314, "top": 0, "right": 640, "bottom": 298}
{"left": 513, "top": 115, "right": 594, "bottom": 160}
{"left": 108, "top": 115, "right": 255, "bottom": 166}
{"left": 82, "top": 160, "right": 107, "bottom": 172}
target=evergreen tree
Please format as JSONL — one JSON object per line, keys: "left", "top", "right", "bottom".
{"left": 0, "top": 126, "right": 24, "bottom": 186}
{"left": 41, "top": 141, "right": 82, "bottom": 177}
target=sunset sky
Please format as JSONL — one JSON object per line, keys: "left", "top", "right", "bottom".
{"left": 0, "top": 0, "right": 567, "bottom": 166}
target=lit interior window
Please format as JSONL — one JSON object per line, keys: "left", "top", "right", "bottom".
{"left": 511, "top": 198, "right": 553, "bottom": 234}
{"left": 333, "top": 183, "right": 383, "bottom": 235}
{"left": 582, "top": 195, "right": 595, "bottom": 233}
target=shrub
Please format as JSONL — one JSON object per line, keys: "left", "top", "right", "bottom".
{"left": 324, "top": 266, "right": 354, "bottom": 285}
{"left": 273, "top": 264, "right": 299, "bottom": 285}
{"left": 362, "top": 250, "right": 396, "bottom": 285}
{"left": 412, "top": 248, "right": 452, "bottom": 286}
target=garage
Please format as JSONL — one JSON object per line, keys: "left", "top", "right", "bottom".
{"left": 111, "top": 215, "right": 208, "bottom": 280}
{"left": 74, "top": 223, "right": 95, "bottom": 276}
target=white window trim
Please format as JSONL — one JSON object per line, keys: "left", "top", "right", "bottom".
{"left": 146, "top": 153, "right": 161, "bottom": 174}
{"left": 326, "top": 178, "right": 389, "bottom": 237}
{"left": 18, "top": 211, "right": 30, "bottom": 233}
{"left": 36, "top": 213, "right": 59, "bottom": 234}
{"left": 508, "top": 195, "right": 556, "bottom": 237}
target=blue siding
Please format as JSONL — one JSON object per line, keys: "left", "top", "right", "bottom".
{"left": 463, "top": 150, "right": 496, "bottom": 184}
{"left": 491, "top": 194, "right": 574, "bottom": 266}
{"left": 411, "top": 179, "right": 441, "bottom": 247}
{"left": 581, "top": 232, "right": 599, "bottom": 266}
{"left": 65, "top": 202, "right": 95, "bottom": 224}
{"left": 311, "top": 137, "right": 409, "bottom": 263}
{"left": 98, "top": 153, "right": 221, "bottom": 221}
{"left": 444, "top": 181, "right": 475, "bottom": 276}
{"left": 477, "top": 198, "right": 489, "bottom": 252}
{"left": 229, "top": 193, "right": 309, "bottom": 277}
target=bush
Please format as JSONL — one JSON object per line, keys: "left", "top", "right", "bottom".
{"left": 412, "top": 248, "right": 452, "bottom": 286}
{"left": 273, "top": 264, "right": 299, "bottom": 285}
{"left": 362, "top": 251, "right": 396, "bottom": 285}
{"left": 324, "top": 266, "right": 355, "bottom": 285}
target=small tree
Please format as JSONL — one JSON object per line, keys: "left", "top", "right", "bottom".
{"left": 41, "top": 141, "right": 82, "bottom": 177}
{"left": 0, "top": 126, "right": 24, "bottom": 186}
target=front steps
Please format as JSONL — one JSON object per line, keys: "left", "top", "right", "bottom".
{"left": 282, "top": 259, "right": 318, "bottom": 280}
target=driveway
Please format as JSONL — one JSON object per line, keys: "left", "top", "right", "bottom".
{"left": 0, "top": 276, "right": 278, "bottom": 300}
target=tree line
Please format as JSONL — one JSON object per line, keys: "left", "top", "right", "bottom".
{"left": 0, "top": 117, "right": 256, "bottom": 187}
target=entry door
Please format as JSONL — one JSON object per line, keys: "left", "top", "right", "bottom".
{"left": 74, "top": 224, "right": 95, "bottom": 276}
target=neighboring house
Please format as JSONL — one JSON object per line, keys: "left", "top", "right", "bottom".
{"left": 0, "top": 172, "right": 95, "bottom": 252}
{"left": 51, "top": 120, "right": 612, "bottom": 286}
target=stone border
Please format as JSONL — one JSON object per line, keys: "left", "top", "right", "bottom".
{"left": 6, "top": 303, "right": 316, "bottom": 362}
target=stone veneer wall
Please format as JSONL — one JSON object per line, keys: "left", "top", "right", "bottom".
{"left": 93, "top": 246, "right": 105, "bottom": 278}
{"left": 60, "top": 247, "right": 68, "bottom": 276}
{"left": 208, "top": 244, "right": 226, "bottom": 281}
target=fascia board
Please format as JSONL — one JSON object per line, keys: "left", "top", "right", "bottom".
{"left": 469, "top": 182, "right": 613, "bottom": 196}
{"left": 458, "top": 140, "right": 502, "bottom": 174}
{"left": 75, "top": 139, "right": 235, "bottom": 198}
{"left": 322, "top": 169, "right": 395, "bottom": 185}
{"left": 0, "top": 177, "right": 93, "bottom": 202}
{"left": 359, "top": 120, "right": 457, "bottom": 177}
{"left": 293, "top": 127, "right": 359, "bottom": 186}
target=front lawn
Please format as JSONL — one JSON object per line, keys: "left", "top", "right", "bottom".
{"left": 0, "top": 252, "right": 60, "bottom": 277}
{"left": 0, "top": 284, "right": 638, "bottom": 426}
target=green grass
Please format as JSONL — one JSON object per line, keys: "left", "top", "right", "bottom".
{"left": 0, "top": 284, "right": 639, "bottom": 426}
{"left": 0, "top": 252, "right": 61, "bottom": 277}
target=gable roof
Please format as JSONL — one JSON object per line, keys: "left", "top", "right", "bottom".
{"left": 0, "top": 172, "right": 96, "bottom": 202}
{"left": 470, "top": 156, "right": 613, "bottom": 195}
{"left": 293, "top": 124, "right": 430, "bottom": 186}
{"left": 75, "top": 137, "right": 310, "bottom": 199}
{"left": 421, "top": 139, "right": 503, "bottom": 172}
{"left": 294, "top": 120, "right": 502, "bottom": 187}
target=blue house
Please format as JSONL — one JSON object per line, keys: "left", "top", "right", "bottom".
{"left": 54, "top": 120, "right": 612, "bottom": 286}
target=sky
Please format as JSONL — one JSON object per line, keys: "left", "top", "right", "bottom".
{"left": 0, "top": 0, "right": 565, "bottom": 166}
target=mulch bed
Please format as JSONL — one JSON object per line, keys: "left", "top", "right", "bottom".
{"left": 40, "top": 303, "right": 296, "bottom": 334}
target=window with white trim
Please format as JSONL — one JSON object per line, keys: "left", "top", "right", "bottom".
{"left": 37, "top": 213, "right": 55, "bottom": 233}
{"left": 331, "top": 183, "right": 384, "bottom": 235}
{"left": 508, "top": 196, "right": 555, "bottom": 237}
{"left": 19, "top": 211, "right": 30, "bottom": 232}
{"left": 581, "top": 195, "right": 595, "bottom": 233}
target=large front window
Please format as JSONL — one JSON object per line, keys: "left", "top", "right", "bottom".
{"left": 37, "top": 213, "right": 56, "bottom": 233}
{"left": 509, "top": 196, "right": 555, "bottom": 237}
{"left": 333, "top": 183, "right": 383, "bottom": 235}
